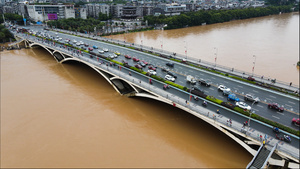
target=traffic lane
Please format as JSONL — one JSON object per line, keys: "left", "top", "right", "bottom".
{"left": 36, "top": 31, "right": 300, "bottom": 121}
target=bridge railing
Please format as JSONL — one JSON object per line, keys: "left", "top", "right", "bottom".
{"left": 16, "top": 33, "right": 300, "bottom": 160}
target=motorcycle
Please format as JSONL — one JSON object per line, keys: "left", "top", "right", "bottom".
{"left": 202, "top": 101, "right": 207, "bottom": 107}
{"left": 273, "top": 127, "right": 280, "bottom": 133}
{"left": 284, "top": 135, "right": 291, "bottom": 143}
{"left": 163, "top": 85, "right": 170, "bottom": 90}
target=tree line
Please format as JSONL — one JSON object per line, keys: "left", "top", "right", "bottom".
{"left": 144, "top": 5, "right": 299, "bottom": 30}
{"left": 0, "top": 25, "right": 14, "bottom": 43}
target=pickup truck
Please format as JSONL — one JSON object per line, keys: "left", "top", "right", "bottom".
{"left": 187, "top": 75, "right": 197, "bottom": 84}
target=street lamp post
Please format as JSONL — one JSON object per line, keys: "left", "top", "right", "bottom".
{"left": 252, "top": 55, "right": 256, "bottom": 76}
{"left": 214, "top": 47, "right": 218, "bottom": 67}
{"left": 184, "top": 41, "right": 187, "bottom": 59}
{"left": 160, "top": 40, "right": 163, "bottom": 53}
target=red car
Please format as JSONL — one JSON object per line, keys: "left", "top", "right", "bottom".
{"left": 292, "top": 118, "right": 300, "bottom": 125}
{"left": 247, "top": 76, "right": 255, "bottom": 81}
{"left": 268, "top": 103, "right": 284, "bottom": 112}
{"left": 141, "top": 60, "right": 148, "bottom": 65}
{"left": 88, "top": 47, "right": 93, "bottom": 51}
{"left": 124, "top": 55, "right": 131, "bottom": 59}
{"left": 133, "top": 57, "right": 139, "bottom": 62}
{"left": 148, "top": 65, "right": 156, "bottom": 71}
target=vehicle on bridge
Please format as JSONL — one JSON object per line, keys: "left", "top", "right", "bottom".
{"left": 161, "top": 67, "right": 169, "bottom": 72}
{"left": 244, "top": 94, "right": 260, "bottom": 103}
{"left": 228, "top": 94, "right": 240, "bottom": 102}
{"left": 135, "top": 64, "right": 142, "bottom": 69}
{"left": 93, "top": 45, "right": 98, "bottom": 49}
{"left": 147, "top": 70, "right": 157, "bottom": 76}
{"left": 268, "top": 103, "right": 284, "bottom": 112}
{"left": 133, "top": 57, "right": 140, "bottom": 62}
{"left": 167, "top": 71, "right": 177, "bottom": 78}
{"left": 218, "top": 85, "right": 231, "bottom": 92}
{"left": 88, "top": 47, "right": 93, "bottom": 51}
{"left": 103, "top": 48, "right": 109, "bottom": 52}
{"left": 98, "top": 49, "right": 104, "bottom": 54}
{"left": 138, "top": 61, "right": 146, "bottom": 67}
{"left": 114, "top": 51, "right": 120, "bottom": 56}
{"left": 198, "top": 79, "right": 211, "bottom": 87}
{"left": 186, "top": 75, "right": 197, "bottom": 84}
{"left": 141, "top": 60, "right": 148, "bottom": 65}
{"left": 148, "top": 65, "right": 156, "bottom": 71}
{"left": 292, "top": 118, "right": 300, "bottom": 125}
{"left": 166, "top": 62, "right": 174, "bottom": 67}
{"left": 124, "top": 55, "right": 131, "bottom": 59}
{"left": 236, "top": 102, "right": 251, "bottom": 111}
{"left": 165, "top": 75, "right": 175, "bottom": 82}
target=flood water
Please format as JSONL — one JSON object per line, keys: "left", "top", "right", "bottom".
{"left": 1, "top": 48, "right": 251, "bottom": 168}
{"left": 109, "top": 12, "right": 299, "bottom": 85}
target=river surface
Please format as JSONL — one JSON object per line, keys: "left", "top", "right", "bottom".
{"left": 1, "top": 48, "right": 251, "bottom": 168}
{"left": 109, "top": 12, "right": 299, "bottom": 85}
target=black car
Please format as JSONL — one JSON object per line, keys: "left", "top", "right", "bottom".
{"left": 167, "top": 71, "right": 177, "bottom": 78}
{"left": 198, "top": 79, "right": 211, "bottom": 87}
{"left": 166, "top": 62, "right": 174, "bottom": 67}
{"left": 192, "top": 87, "right": 203, "bottom": 93}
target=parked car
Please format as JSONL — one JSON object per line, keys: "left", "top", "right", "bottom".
{"left": 167, "top": 71, "right": 177, "bottom": 78}
{"left": 135, "top": 64, "right": 142, "bottom": 69}
{"left": 198, "top": 79, "right": 211, "bottom": 87}
{"left": 98, "top": 49, "right": 104, "bottom": 54}
{"left": 124, "top": 55, "right": 131, "bottom": 59}
{"left": 247, "top": 76, "right": 255, "bottom": 81}
{"left": 93, "top": 45, "right": 98, "bottom": 49}
{"left": 165, "top": 75, "right": 175, "bottom": 82}
{"left": 236, "top": 102, "right": 251, "bottom": 111}
{"left": 166, "top": 62, "right": 174, "bottom": 67}
{"left": 228, "top": 94, "right": 240, "bottom": 102}
{"left": 133, "top": 57, "right": 140, "bottom": 62}
{"left": 244, "top": 94, "right": 260, "bottom": 103}
{"left": 268, "top": 103, "right": 284, "bottom": 112}
{"left": 292, "top": 118, "right": 300, "bottom": 125}
{"left": 148, "top": 65, "right": 156, "bottom": 71}
{"left": 147, "top": 70, "right": 157, "bottom": 76}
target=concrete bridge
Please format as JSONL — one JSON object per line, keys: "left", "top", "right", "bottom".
{"left": 11, "top": 33, "right": 300, "bottom": 168}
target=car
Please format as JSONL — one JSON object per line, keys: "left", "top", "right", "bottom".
{"left": 133, "top": 57, "right": 140, "bottom": 62}
{"left": 198, "top": 79, "right": 211, "bottom": 87}
{"left": 268, "top": 103, "right": 284, "bottom": 112}
{"left": 167, "top": 71, "right": 177, "bottom": 78}
{"left": 93, "top": 45, "right": 98, "bottom": 49}
{"left": 161, "top": 67, "right": 169, "bottom": 72}
{"left": 79, "top": 41, "right": 84, "bottom": 45}
{"left": 108, "top": 54, "right": 115, "bottom": 59}
{"left": 114, "top": 51, "right": 120, "bottom": 55}
{"left": 218, "top": 85, "right": 230, "bottom": 92}
{"left": 244, "top": 94, "right": 260, "bottom": 103}
{"left": 88, "top": 47, "right": 93, "bottom": 51}
{"left": 228, "top": 94, "right": 240, "bottom": 102}
{"left": 81, "top": 46, "right": 87, "bottom": 50}
{"left": 165, "top": 75, "right": 175, "bottom": 82}
{"left": 76, "top": 42, "right": 81, "bottom": 46}
{"left": 147, "top": 70, "right": 157, "bottom": 75}
{"left": 84, "top": 44, "right": 89, "bottom": 47}
{"left": 148, "top": 65, "right": 156, "bottom": 71}
{"left": 135, "top": 64, "right": 142, "bottom": 69}
{"left": 192, "top": 87, "right": 203, "bottom": 93}
{"left": 124, "top": 55, "right": 131, "bottom": 59}
{"left": 292, "top": 118, "right": 300, "bottom": 125}
{"left": 72, "top": 40, "right": 77, "bottom": 43}
{"left": 121, "top": 60, "right": 128, "bottom": 64}
{"left": 103, "top": 48, "right": 108, "bottom": 52}
{"left": 98, "top": 49, "right": 104, "bottom": 54}
{"left": 247, "top": 76, "right": 255, "bottom": 81}
{"left": 236, "top": 102, "right": 251, "bottom": 111}
{"left": 166, "top": 62, "right": 174, "bottom": 67}
{"left": 64, "top": 39, "right": 70, "bottom": 43}
{"left": 141, "top": 60, "right": 148, "bottom": 65}
{"left": 138, "top": 61, "right": 146, "bottom": 67}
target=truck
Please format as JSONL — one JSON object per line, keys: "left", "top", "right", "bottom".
{"left": 187, "top": 75, "right": 197, "bottom": 84}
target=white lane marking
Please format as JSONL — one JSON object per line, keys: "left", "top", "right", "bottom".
{"left": 276, "top": 112, "right": 284, "bottom": 115}
{"left": 257, "top": 105, "right": 264, "bottom": 108}
{"left": 285, "top": 104, "right": 293, "bottom": 107}
{"left": 269, "top": 95, "right": 276, "bottom": 99}
{"left": 252, "top": 108, "right": 259, "bottom": 112}
{"left": 224, "top": 81, "right": 229, "bottom": 83}
{"left": 288, "top": 101, "right": 296, "bottom": 105}
{"left": 253, "top": 90, "right": 258, "bottom": 93}
{"left": 272, "top": 115, "right": 280, "bottom": 119}
{"left": 209, "top": 88, "right": 214, "bottom": 90}
{"left": 266, "top": 98, "right": 272, "bottom": 101}
{"left": 237, "top": 85, "right": 243, "bottom": 88}
{"left": 189, "top": 69, "right": 193, "bottom": 72}
{"left": 211, "top": 77, "right": 216, "bottom": 79}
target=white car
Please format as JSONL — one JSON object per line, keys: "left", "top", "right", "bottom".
{"left": 165, "top": 75, "right": 175, "bottom": 82}
{"left": 148, "top": 70, "right": 157, "bottom": 75}
{"left": 218, "top": 85, "right": 231, "bottom": 92}
{"left": 76, "top": 42, "right": 81, "bottom": 46}
{"left": 236, "top": 102, "right": 252, "bottom": 111}
{"left": 72, "top": 40, "right": 77, "bottom": 43}
{"left": 108, "top": 54, "right": 115, "bottom": 59}
{"left": 103, "top": 48, "right": 109, "bottom": 52}
{"left": 98, "top": 49, "right": 104, "bottom": 54}
{"left": 79, "top": 41, "right": 84, "bottom": 45}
